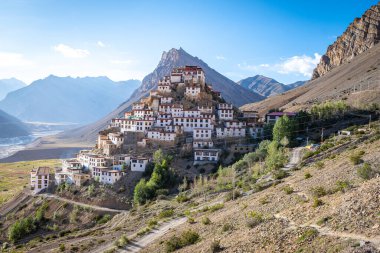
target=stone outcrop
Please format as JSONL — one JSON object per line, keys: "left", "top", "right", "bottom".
{"left": 312, "top": 3, "right": 380, "bottom": 79}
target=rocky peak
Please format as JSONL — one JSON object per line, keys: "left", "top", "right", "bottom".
{"left": 312, "top": 2, "right": 380, "bottom": 79}
{"left": 131, "top": 47, "right": 264, "bottom": 106}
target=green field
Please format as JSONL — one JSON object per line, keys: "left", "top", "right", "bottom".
{"left": 0, "top": 160, "right": 60, "bottom": 205}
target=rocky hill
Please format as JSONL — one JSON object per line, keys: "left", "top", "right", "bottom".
{"left": 132, "top": 48, "right": 264, "bottom": 106}
{"left": 0, "top": 78, "right": 26, "bottom": 101}
{"left": 312, "top": 2, "right": 380, "bottom": 79}
{"left": 0, "top": 76, "right": 140, "bottom": 124}
{"left": 0, "top": 109, "right": 30, "bottom": 138}
{"left": 238, "top": 75, "right": 306, "bottom": 97}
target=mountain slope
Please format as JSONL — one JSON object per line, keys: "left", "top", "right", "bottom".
{"left": 237, "top": 75, "right": 307, "bottom": 97}
{"left": 0, "top": 78, "right": 26, "bottom": 101}
{"left": 312, "top": 2, "right": 380, "bottom": 79}
{"left": 0, "top": 76, "right": 141, "bottom": 124}
{"left": 0, "top": 109, "right": 30, "bottom": 138}
{"left": 242, "top": 43, "right": 380, "bottom": 114}
{"left": 52, "top": 48, "right": 265, "bottom": 145}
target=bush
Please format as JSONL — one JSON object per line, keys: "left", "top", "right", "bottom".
{"left": 158, "top": 209, "right": 174, "bottom": 219}
{"left": 311, "top": 186, "right": 327, "bottom": 197}
{"left": 187, "top": 217, "right": 195, "bottom": 224}
{"left": 304, "top": 172, "right": 312, "bottom": 179}
{"left": 8, "top": 217, "right": 36, "bottom": 242}
{"left": 316, "top": 216, "right": 331, "bottom": 226}
{"left": 357, "top": 163, "right": 374, "bottom": 180}
{"left": 201, "top": 217, "right": 211, "bottom": 225}
{"left": 312, "top": 198, "right": 323, "bottom": 208}
{"left": 176, "top": 193, "right": 190, "bottom": 203}
{"left": 225, "top": 190, "right": 241, "bottom": 201}
{"left": 210, "top": 240, "right": 222, "bottom": 252}
{"left": 209, "top": 203, "right": 224, "bottom": 212}
{"left": 315, "top": 161, "right": 324, "bottom": 169}
{"left": 222, "top": 223, "right": 233, "bottom": 232}
{"left": 59, "top": 244, "right": 65, "bottom": 252}
{"left": 147, "top": 219, "right": 158, "bottom": 228}
{"left": 334, "top": 180, "right": 350, "bottom": 193}
{"left": 297, "top": 228, "right": 318, "bottom": 243}
{"left": 97, "top": 214, "right": 111, "bottom": 224}
{"left": 350, "top": 151, "right": 364, "bottom": 165}
{"left": 165, "top": 230, "right": 200, "bottom": 252}
{"left": 246, "top": 211, "right": 264, "bottom": 228}
{"left": 272, "top": 169, "right": 288, "bottom": 180}
{"left": 282, "top": 185, "right": 294, "bottom": 194}
{"left": 115, "top": 235, "right": 129, "bottom": 248}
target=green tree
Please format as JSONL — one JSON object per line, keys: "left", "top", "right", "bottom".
{"left": 133, "top": 179, "right": 153, "bottom": 205}
{"left": 265, "top": 140, "right": 287, "bottom": 171}
{"left": 272, "top": 115, "right": 295, "bottom": 145}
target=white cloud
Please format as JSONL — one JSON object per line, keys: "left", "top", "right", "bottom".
{"left": 276, "top": 53, "right": 321, "bottom": 77}
{"left": 97, "top": 41, "right": 106, "bottom": 47}
{"left": 216, "top": 55, "right": 226, "bottom": 60}
{"left": 53, "top": 44, "right": 90, "bottom": 58}
{"left": 110, "top": 59, "right": 133, "bottom": 65}
{"left": 0, "top": 52, "right": 33, "bottom": 67}
{"left": 238, "top": 53, "right": 321, "bottom": 78}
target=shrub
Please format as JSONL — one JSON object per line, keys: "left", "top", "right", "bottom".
{"left": 222, "top": 223, "right": 233, "bottom": 232}
{"left": 316, "top": 216, "right": 331, "bottom": 226}
{"left": 315, "top": 161, "right": 324, "bottom": 169}
{"left": 115, "top": 235, "right": 129, "bottom": 248}
{"left": 334, "top": 180, "right": 350, "bottom": 193}
{"left": 272, "top": 169, "right": 288, "bottom": 180}
{"left": 282, "top": 185, "right": 294, "bottom": 194}
{"left": 246, "top": 211, "right": 264, "bottom": 228}
{"left": 8, "top": 217, "right": 36, "bottom": 242}
{"left": 304, "top": 172, "right": 312, "bottom": 179}
{"left": 176, "top": 193, "right": 190, "bottom": 203}
{"left": 210, "top": 240, "right": 222, "bottom": 252}
{"left": 225, "top": 190, "right": 241, "bottom": 201}
{"left": 201, "top": 217, "right": 211, "bottom": 225}
{"left": 209, "top": 203, "right": 224, "bottom": 212}
{"left": 259, "top": 196, "right": 269, "bottom": 205}
{"left": 350, "top": 151, "right": 364, "bottom": 165}
{"left": 187, "top": 217, "right": 195, "bottom": 224}
{"left": 297, "top": 228, "right": 318, "bottom": 243}
{"left": 147, "top": 219, "right": 158, "bottom": 228}
{"left": 357, "top": 163, "right": 374, "bottom": 180}
{"left": 311, "top": 186, "right": 327, "bottom": 197}
{"left": 165, "top": 230, "right": 200, "bottom": 252}
{"left": 303, "top": 151, "right": 315, "bottom": 160}
{"left": 312, "top": 198, "right": 323, "bottom": 208}
{"left": 158, "top": 209, "right": 174, "bottom": 219}
{"left": 97, "top": 214, "right": 111, "bottom": 224}
{"left": 59, "top": 244, "right": 65, "bottom": 252}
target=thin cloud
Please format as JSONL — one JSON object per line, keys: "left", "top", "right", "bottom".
{"left": 53, "top": 44, "right": 90, "bottom": 58}
{"left": 97, "top": 41, "right": 106, "bottom": 47}
{"left": 110, "top": 59, "right": 133, "bottom": 65}
{"left": 216, "top": 55, "right": 226, "bottom": 60}
{"left": 0, "top": 52, "right": 33, "bottom": 67}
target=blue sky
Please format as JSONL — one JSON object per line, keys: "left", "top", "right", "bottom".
{"left": 0, "top": 0, "right": 377, "bottom": 84}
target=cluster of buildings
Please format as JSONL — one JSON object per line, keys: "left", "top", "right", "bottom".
{"left": 30, "top": 65, "right": 297, "bottom": 193}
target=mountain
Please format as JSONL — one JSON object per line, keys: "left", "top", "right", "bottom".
{"left": 237, "top": 75, "right": 307, "bottom": 97}
{"left": 131, "top": 48, "right": 264, "bottom": 106}
{"left": 242, "top": 43, "right": 380, "bottom": 114}
{"left": 0, "top": 76, "right": 141, "bottom": 124}
{"left": 0, "top": 109, "right": 30, "bottom": 138}
{"left": 0, "top": 78, "right": 26, "bottom": 101}
{"left": 312, "top": 2, "right": 380, "bottom": 79}
{"left": 242, "top": 4, "right": 380, "bottom": 115}
{"left": 51, "top": 48, "right": 265, "bottom": 145}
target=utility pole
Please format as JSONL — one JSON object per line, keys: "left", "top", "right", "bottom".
{"left": 369, "top": 115, "right": 372, "bottom": 129}
{"left": 306, "top": 127, "right": 309, "bottom": 146}
{"left": 321, "top": 128, "right": 324, "bottom": 143}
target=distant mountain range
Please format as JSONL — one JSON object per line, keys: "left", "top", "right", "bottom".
{"left": 237, "top": 75, "right": 307, "bottom": 97}
{"left": 0, "top": 78, "right": 26, "bottom": 101}
{"left": 0, "top": 76, "right": 141, "bottom": 124}
{"left": 50, "top": 47, "right": 266, "bottom": 145}
{"left": 0, "top": 109, "right": 30, "bottom": 138}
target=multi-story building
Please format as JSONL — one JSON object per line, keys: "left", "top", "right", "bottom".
{"left": 217, "top": 103, "right": 234, "bottom": 120}
{"left": 30, "top": 167, "right": 53, "bottom": 194}
{"left": 194, "top": 149, "right": 220, "bottom": 164}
